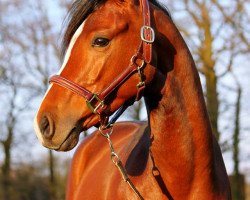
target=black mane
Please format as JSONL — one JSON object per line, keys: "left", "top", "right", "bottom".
{"left": 61, "top": 0, "right": 170, "bottom": 57}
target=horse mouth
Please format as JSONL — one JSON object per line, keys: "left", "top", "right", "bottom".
{"left": 54, "top": 116, "right": 98, "bottom": 151}
{"left": 56, "top": 126, "right": 82, "bottom": 151}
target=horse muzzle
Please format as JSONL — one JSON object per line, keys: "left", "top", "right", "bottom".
{"left": 34, "top": 112, "right": 82, "bottom": 151}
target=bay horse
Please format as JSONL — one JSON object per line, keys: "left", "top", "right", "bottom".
{"left": 34, "top": 0, "right": 231, "bottom": 199}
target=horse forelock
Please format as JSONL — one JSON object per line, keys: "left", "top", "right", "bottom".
{"left": 61, "top": 0, "right": 170, "bottom": 59}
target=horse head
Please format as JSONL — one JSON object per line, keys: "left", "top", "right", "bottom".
{"left": 34, "top": 0, "right": 160, "bottom": 151}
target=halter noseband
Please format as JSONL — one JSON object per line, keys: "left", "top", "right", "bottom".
{"left": 49, "top": 0, "right": 155, "bottom": 124}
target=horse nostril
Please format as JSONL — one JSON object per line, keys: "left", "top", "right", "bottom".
{"left": 39, "top": 115, "right": 55, "bottom": 139}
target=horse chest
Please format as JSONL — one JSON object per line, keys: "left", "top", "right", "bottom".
{"left": 72, "top": 156, "right": 168, "bottom": 200}
{"left": 67, "top": 123, "right": 168, "bottom": 200}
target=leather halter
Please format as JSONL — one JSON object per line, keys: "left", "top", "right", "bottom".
{"left": 49, "top": 0, "right": 154, "bottom": 123}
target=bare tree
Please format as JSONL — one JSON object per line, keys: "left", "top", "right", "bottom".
{"left": 230, "top": 74, "right": 245, "bottom": 200}
{"left": 0, "top": 2, "right": 32, "bottom": 199}
{"left": 0, "top": 0, "right": 70, "bottom": 199}
{"left": 164, "top": 0, "right": 249, "bottom": 141}
{"left": 0, "top": 81, "right": 17, "bottom": 199}
{"left": 15, "top": 1, "right": 68, "bottom": 198}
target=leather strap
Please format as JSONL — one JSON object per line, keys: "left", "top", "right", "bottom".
{"left": 50, "top": 75, "right": 93, "bottom": 101}
{"left": 141, "top": 0, "right": 154, "bottom": 63}
{"left": 50, "top": 56, "right": 145, "bottom": 114}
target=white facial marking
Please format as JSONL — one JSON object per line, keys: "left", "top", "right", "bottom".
{"left": 57, "top": 21, "right": 86, "bottom": 75}
{"left": 34, "top": 85, "right": 52, "bottom": 142}
{"left": 34, "top": 21, "right": 86, "bottom": 140}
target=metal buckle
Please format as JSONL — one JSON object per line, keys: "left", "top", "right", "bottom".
{"left": 86, "top": 94, "right": 104, "bottom": 114}
{"left": 136, "top": 65, "right": 145, "bottom": 89}
{"left": 140, "top": 26, "right": 155, "bottom": 43}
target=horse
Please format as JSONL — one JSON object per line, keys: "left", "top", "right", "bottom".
{"left": 34, "top": 0, "right": 231, "bottom": 199}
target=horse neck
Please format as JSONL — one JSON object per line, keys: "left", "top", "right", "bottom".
{"left": 148, "top": 49, "right": 213, "bottom": 158}
{"left": 144, "top": 17, "right": 217, "bottom": 194}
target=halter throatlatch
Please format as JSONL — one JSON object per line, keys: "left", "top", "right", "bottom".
{"left": 49, "top": 0, "right": 154, "bottom": 199}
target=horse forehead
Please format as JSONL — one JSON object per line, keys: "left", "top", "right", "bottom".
{"left": 85, "top": 6, "right": 128, "bottom": 30}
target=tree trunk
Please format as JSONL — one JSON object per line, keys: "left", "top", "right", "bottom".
{"left": 196, "top": 2, "right": 220, "bottom": 140}
{"left": 1, "top": 127, "right": 13, "bottom": 200}
{"left": 231, "top": 87, "right": 245, "bottom": 200}
{"left": 49, "top": 150, "right": 57, "bottom": 199}
{"left": 205, "top": 67, "right": 219, "bottom": 140}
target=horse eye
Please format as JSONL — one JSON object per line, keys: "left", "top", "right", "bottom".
{"left": 92, "top": 37, "right": 110, "bottom": 47}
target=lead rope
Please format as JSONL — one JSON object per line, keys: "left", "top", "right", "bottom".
{"left": 99, "top": 126, "right": 144, "bottom": 200}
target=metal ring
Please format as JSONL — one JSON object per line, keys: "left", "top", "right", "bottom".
{"left": 99, "top": 126, "right": 113, "bottom": 138}
{"left": 131, "top": 54, "right": 142, "bottom": 64}
{"left": 131, "top": 55, "right": 145, "bottom": 70}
